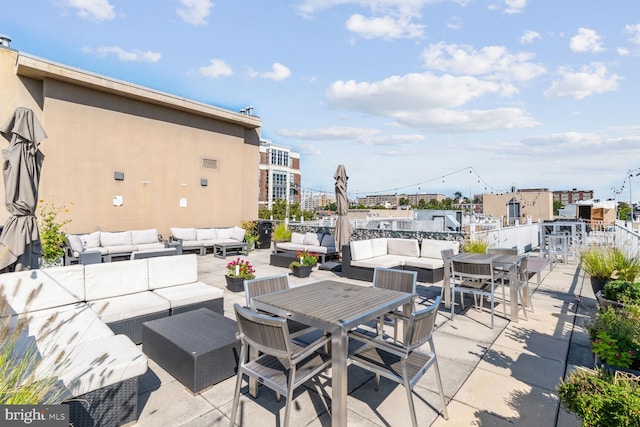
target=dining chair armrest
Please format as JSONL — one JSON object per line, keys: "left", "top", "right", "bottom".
{"left": 291, "top": 333, "right": 330, "bottom": 362}
{"left": 349, "top": 331, "right": 408, "bottom": 358}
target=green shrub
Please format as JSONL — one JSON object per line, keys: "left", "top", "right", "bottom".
{"left": 603, "top": 280, "right": 640, "bottom": 304}
{"left": 461, "top": 239, "right": 488, "bottom": 254}
{"left": 272, "top": 222, "right": 292, "bottom": 241}
{"left": 38, "top": 202, "right": 71, "bottom": 265}
{"left": 557, "top": 367, "right": 640, "bottom": 427}
{"left": 581, "top": 247, "right": 640, "bottom": 281}
{"left": 586, "top": 305, "right": 640, "bottom": 370}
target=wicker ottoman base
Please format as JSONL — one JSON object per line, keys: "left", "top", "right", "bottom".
{"left": 142, "top": 308, "right": 240, "bottom": 393}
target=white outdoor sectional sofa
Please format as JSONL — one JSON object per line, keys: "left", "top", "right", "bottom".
{"left": 65, "top": 228, "right": 166, "bottom": 264}
{"left": 341, "top": 237, "right": 460, "bottom": 283}
{"left": 274, "top": 231, "right": 338, "bottom": 263}
{"left": 0, "top": 253, "right": 223, "bottom": 426}
{"left": 169, "top": 226, "right": 246, "bottom": 255}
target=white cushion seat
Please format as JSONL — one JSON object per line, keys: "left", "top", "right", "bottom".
{"left": 88, "top": 292, "right": 171, "bottom": 324}
{"left": 153, "top": 282, "right": 224, "bottom": 310}
{"left": 403, "top": 257, "right": 444, "bottom": 269}
{"left": 352, "top": 255, "right": 407, "bottom": 269}
{"left": 105, "top": 244, "right": 137, "bottom": 254}
{"left": 135, "top": 242, "right": 165, "bottom": 251}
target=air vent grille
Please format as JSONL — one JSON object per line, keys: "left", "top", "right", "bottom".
{"left": 202, "top": 158, "right": 218, "bottom": 169}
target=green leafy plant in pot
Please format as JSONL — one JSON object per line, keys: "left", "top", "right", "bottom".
{"left": 289, "top": 250, "right": 318, "bottom": 278}
{"left": 586, "top": 304, "right": 640, "bottom": 372}
{"left": 557, "top": 367, "right": 640, "bottom": 427}
{"left": 579, "top": 247, "right": 639, "bottom": 296}
{"left": 241, "top": 219, "right": 259, "bottom": 251}
{"left": 38, "top": 202, "right": 72, "bottom": 267}
{"left": 597, "top": 279, "right": 640, "bottom": 309}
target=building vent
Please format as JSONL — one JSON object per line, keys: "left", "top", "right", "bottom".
{"left": 0, "top": 35, "right": 11, "bottom": 48}
{"left": 202, "top": 158, "right": 218, "bottom": 169}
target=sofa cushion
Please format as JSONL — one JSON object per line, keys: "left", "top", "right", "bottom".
{"left": 420, "top": 239, "right": 460, "bottom": 259}
{"left": 46, "top": 264, "right": 87, "bottom": 301}
{"left": 54, "top": 334, "right": 148, "bottom": 398}
{"left": 153, "top": 282, "right": 224, "bottom": 310}
{"left": 403, "top": 257, "right": 444, "bottom": 270}
{"left": 351, "top": 255, "right": 406, "bottom": 269}
{"left": 171, "top": 227, "right": 197, "bottom": 241}
{"left": 350, "top": 240, "right": 373, "bottom": 261}
{"left": 196, "top": 228, "right": 218, "bottom": 241}
{"left": 84, "top": 259, "right": 149, "bottom": 301}
{"left": 131, "top": 228, "right": 159, "bottom": 245}
{"left": 0, "top": 269, "right": 82, "bottom": 313}
{"left": 148, "top": 254, "right": 198, "bottom": 289}
{"left": 88, "top": 292, "right": 170, "bottom": 323}
{"left": 303, "top": 232, "right": 322, "bottom": 246}
{"left": 371, "top": 238, "right": 388, "bottom": 257}
{"left": 321, "top": 233, "right": 336, "bottom": 248}
{"left": 135, "top": 242, "right": 166, "bottom": 252}
{"left": 80, "top": 231, "right": 101, "bottom": 249}
{"left": 231, "top": 226, "right": 246, "bottom": 242}
{"left": 387, "top": 238, "right": 420, "bottom": 257}
{"left": 216, "top": 228, "right": 232, "bottom": 240}
{"left": 67, "top": 235, "right": 85, "bottom": 253}
{"left": 291, "top": 232, "right": 305, "bottom": 245}
{"left": 101, "top": 231, "right": 132, "bottom": 247}
{"left": 105, "top": 244, "right": 137, "bottom": 255}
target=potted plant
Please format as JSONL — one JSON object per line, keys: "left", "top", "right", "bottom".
{"left": 461, "top": 239, "right": 488, "bottom": 254}
{"left": 596, "top": 279, "right": 640, "bottom": 309}
{"left": 38, "top": 202, "right": 71, "bottom": 268}
{"left": 557, "top": 366, "right": 640, "bottom": 426}
{"left": 289, "top": 250, "right": 318, "bottom": 278}
{"left": 586, "top": 304, "right": 640, "bottom": 374}
{"left": 241, "top": 220, "right": 259, "bottom": 251}
{"left": 273, "top": 222, "right": 292, "bottom": 242}
{"left": 225, "top": 258, "right": 255, "bottom": 292}
{"left": 581, "top": 247, "right": 640, "bottom": 296}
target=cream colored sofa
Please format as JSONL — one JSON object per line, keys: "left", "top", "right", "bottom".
{"left": 65, "top": 228, "right": 166, "bottom": 264}
{"left": 341, "top": 238, "right": 459, "bottom": 282}
{"left": 0, "top": 253, "right": 224, "bottom": 425}
{"left": 170, "top": 226, "right": 246, "bottom": 255}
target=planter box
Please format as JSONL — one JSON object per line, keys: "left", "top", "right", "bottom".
{"left": 225, "top": 276, "right": 245, "bottom": 292}
{"left": 291, "top": 265, "right": 312, "bottom": 278}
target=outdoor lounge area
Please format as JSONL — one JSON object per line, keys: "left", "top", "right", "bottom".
{"left": 124, "top": 246, "right": 591, "bottom": 426}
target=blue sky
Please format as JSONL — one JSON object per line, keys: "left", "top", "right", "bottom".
{"left": 2, "top": 0, "right": 640, "bottom": 202}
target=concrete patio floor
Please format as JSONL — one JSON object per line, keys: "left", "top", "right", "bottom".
{"left": 132, "top": 247, "right": 595, "bottom": 426}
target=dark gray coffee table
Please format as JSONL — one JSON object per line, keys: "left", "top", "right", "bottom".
{"left": 269, "top": 251, "right": 298, "bottom": 268}
{"left": 142, "top": 308, "right": 240, "bottom": 393}
{"left": 213, "top": 242, "right": 248, "bottom": 258}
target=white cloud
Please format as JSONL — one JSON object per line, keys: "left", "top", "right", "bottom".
{"left": 177, "top": 0, "right": 212, "bottom": 26}
{"left": 65, "top": 0, "right": 115, "bottom": 21}
{"left": 199, "top": 59, "right": 233, "bottom": 78}
{"left": 544, "top": 62, "right": 620, "bottom": 99}
{"left": 295, "top": 0, "right": 438, "bottom": 19}
{"left": 504, "top": 0, "right": 527, "bottom": 14}
{"left": 520, "top": 30, "right": 541, "bottom": 44}
{"left": 89, "top": 46, "right": 161, "bottom": 62}
{"left": 261, "top": 63, "right": 291, "bottom": 81}
{"left": 570, "top": 28, "right": 605, "bottom": 53}
{"left": 625, "top": 24, "right": 640, "bottom": 45}
{"left": 422, "top": 42, "right": 546, "bottom": 81}
{"left": 278, "top": 126, "right": 380, "bottom": 140}
{"left": 346, "top": 14, "right": 424, "bottom": 39}
{"left": 325, "top": 72, "right": 539, "bottom": 131}
{"left": 618, "top": 47, "right": 630, "bottom": 56}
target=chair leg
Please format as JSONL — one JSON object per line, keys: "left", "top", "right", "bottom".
{"left": 404, "top": 378, "right": 418, "bottom": 427}
{"left": 229, "top": 372, "right": 243, "bottom": 427}
{"left": 283, "top": 369, "right": 296, "bottom": 427}
{"left": 501, "top": 279, "right": 507, "bottom": 317}
{"left": 375, "top": 373, "right": 381, "bottom": 391}
{"left": 432, "top": 354, "right": 449, "bottom": 420}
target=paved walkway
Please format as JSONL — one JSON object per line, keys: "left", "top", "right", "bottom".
{"left": 132, "top": 249, "right": 595, "bottom": 426}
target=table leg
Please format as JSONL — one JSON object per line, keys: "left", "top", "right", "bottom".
{"left": 331, "top": 328, "right": 348, "bottom": 427}
{"left": 509, "top": 265, "right": 519, "bottom": 322}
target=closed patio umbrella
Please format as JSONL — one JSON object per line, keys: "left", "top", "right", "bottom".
{"left": 334, "top": 164, "right": 352, "bottom": 257}
{"left": 0, "top": 108, "right": 46, "bottom": 271}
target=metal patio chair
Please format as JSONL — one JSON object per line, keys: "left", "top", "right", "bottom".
{"left": 451, "top": 258, "right": 502, "bottom": 328}
{"left": 348, "top": 296, "right": 448, "bottom": 427}
{"left": 230, "top": 304, "right": 331, "bottom": 427}
{"left": 372, "top": 267, "right": 417, "bottom": 343}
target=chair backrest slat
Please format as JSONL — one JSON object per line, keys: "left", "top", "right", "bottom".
{"left": 452, "top": 260, "right": 493, "bottom": 278}
{"left": 404, "top": 296, "right": 440, "bottom": 349}
{"left": 244, "top": 274, "right": 290, "bottom": 309}
{"left": 234, "top": 304, "right": 291, "bottom": 358}
{"left": 486, "top": 247, "right": 518, "bottom": 256}
{"left": 373, "top": 267, "right": 417, "bottom": 294}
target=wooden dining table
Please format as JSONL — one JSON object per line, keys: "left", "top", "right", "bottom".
{"left": 252, "top": 280, "right": 413, "bottom": 427}
{"left": 443, "top": 252, "right": 524, "bottom": 322}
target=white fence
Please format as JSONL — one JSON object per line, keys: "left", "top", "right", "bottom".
{"left": 469, "top": 222, "right": 540, "bottom": 254}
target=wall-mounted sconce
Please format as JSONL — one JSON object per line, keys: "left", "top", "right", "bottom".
{"left": 200, "top": 179, "right": 208, "bottom": 187}
{"left": 141, "top": 180, "right": 151, "bottom": 185}
{"left": 114, "top": 171, "right": 124, "bottom": 181}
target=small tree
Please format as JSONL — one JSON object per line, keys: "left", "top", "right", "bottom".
{"left": 38, "top": 202, "right": 71, "bottom": 266}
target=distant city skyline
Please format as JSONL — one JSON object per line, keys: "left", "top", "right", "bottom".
{"left": 2, "top": 1, "right": 639, "bottom": 201}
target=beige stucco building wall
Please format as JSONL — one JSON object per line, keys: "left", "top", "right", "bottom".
{"left": 0, "top": 48, "right": 261, "bottom": 236}
{"left": 482, "top": 190, "right": 554, "bottom": 223}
